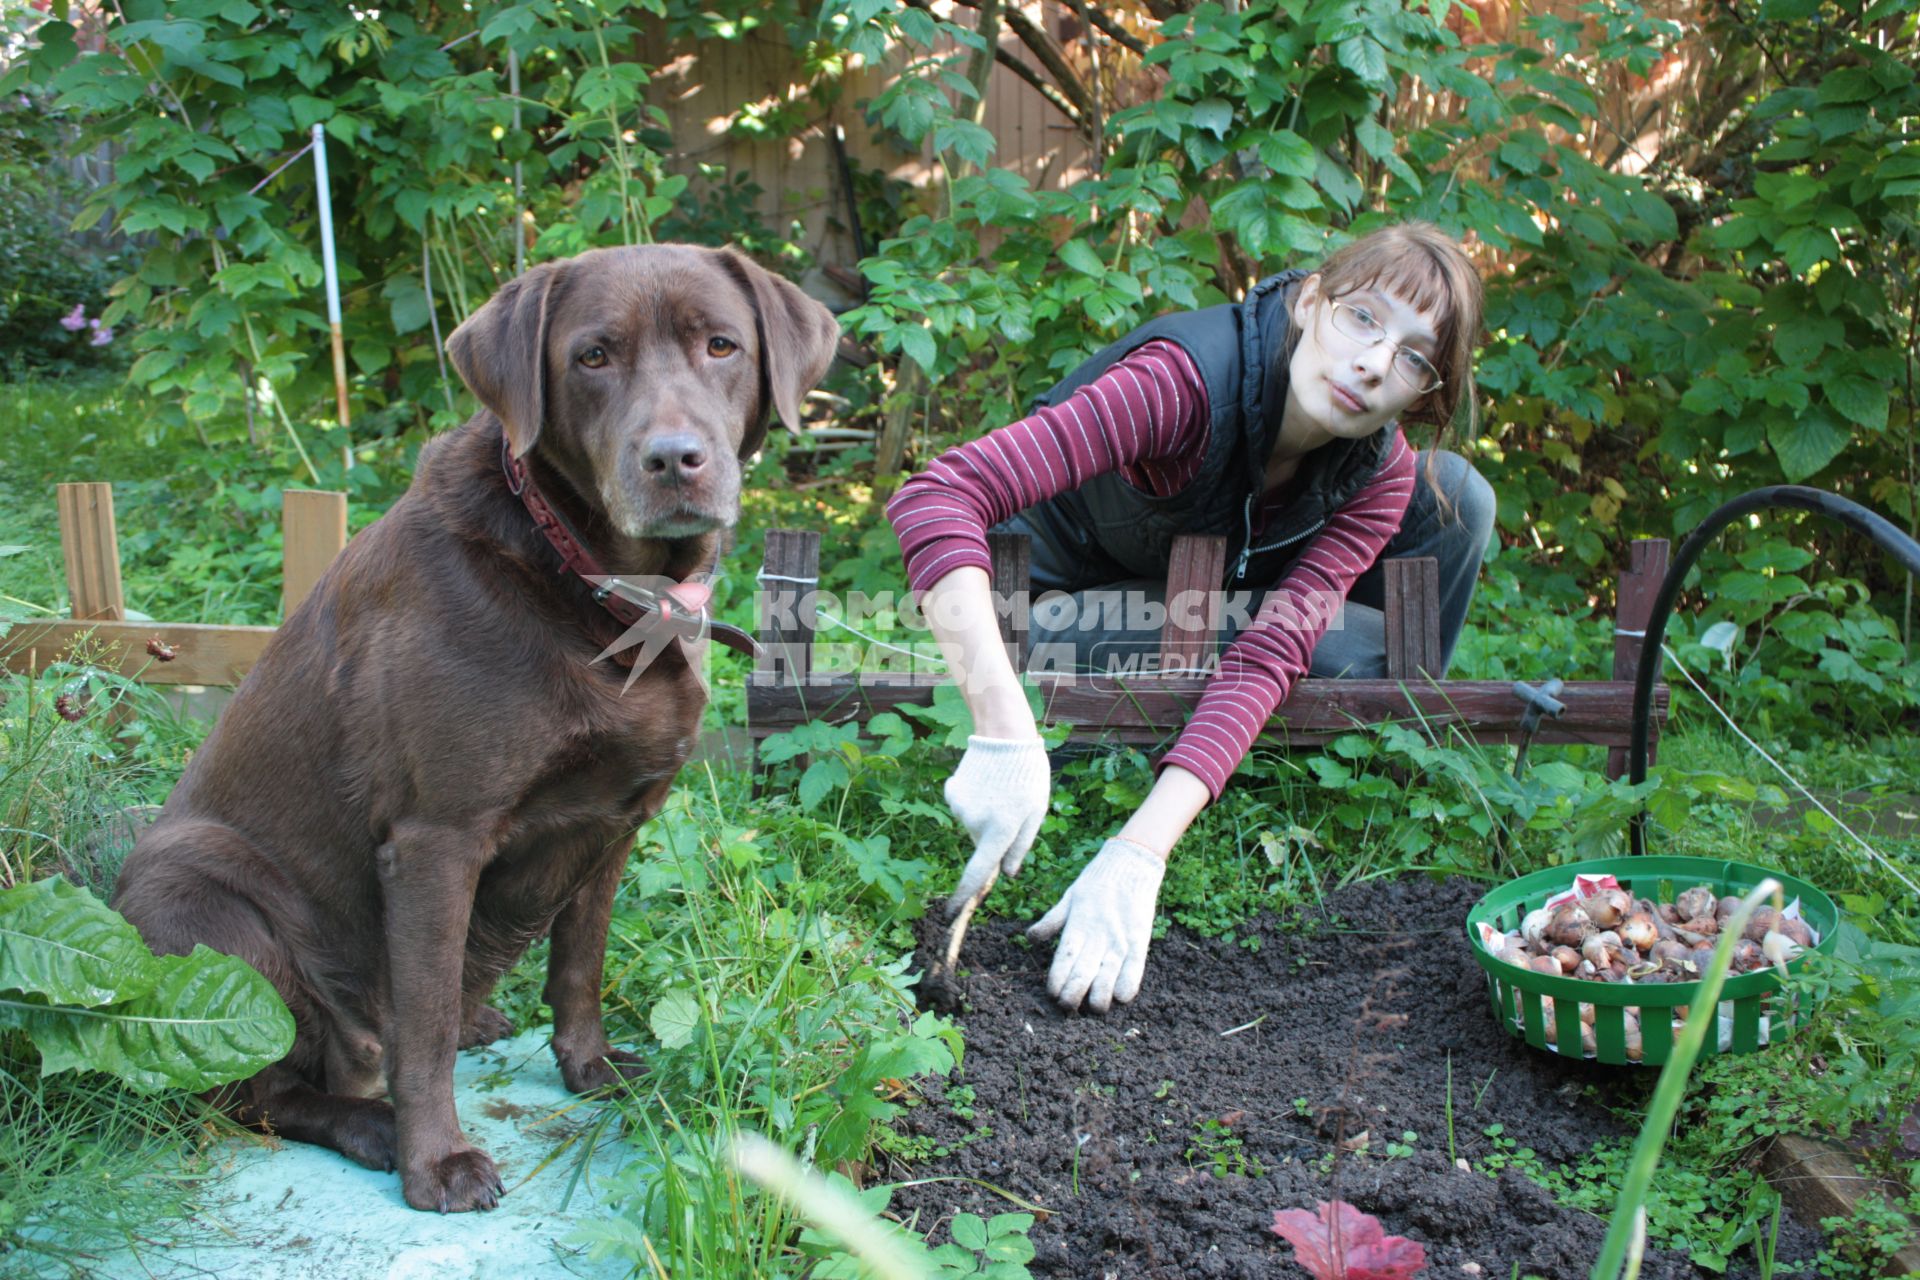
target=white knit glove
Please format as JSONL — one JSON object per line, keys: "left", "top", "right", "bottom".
{"left": 942, "top": 735, "right": 1051, "bottom": 917}
{"left": 1027, "top": 837, "right": 1166, "bottom": 1013}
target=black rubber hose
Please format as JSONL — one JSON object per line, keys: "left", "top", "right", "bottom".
{"left": 1628, "top": 486, "right": 1920, "bottom": 856}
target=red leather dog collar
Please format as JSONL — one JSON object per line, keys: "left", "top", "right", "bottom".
{"left": 501, "top": 433, "right": 760, "bottom": 658}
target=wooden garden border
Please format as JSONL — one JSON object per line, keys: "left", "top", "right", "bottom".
{"left": 0, "top": 482, "right": 346, "bottom": 686}
{"left": 0, "top": 488, "right": 1671, "bottom": 778}
{"left": 748, "top": 530, "right": 1671, "bottom": 778}
{"left": 1762, "top": 1136, "right": 1920, "bottom": 1273}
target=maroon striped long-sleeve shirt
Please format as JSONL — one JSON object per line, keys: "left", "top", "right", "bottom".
{"left": 886, "top": 339, "right": 1416, "bottom": 799}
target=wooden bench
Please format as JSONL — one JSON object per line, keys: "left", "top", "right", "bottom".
{"left": 747, "top": 529, "right": 1671, "bottom": 779}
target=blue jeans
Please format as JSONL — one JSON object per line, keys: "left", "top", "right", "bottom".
{"left": 998, "top": 451, "right": 1495, "bottom": 679}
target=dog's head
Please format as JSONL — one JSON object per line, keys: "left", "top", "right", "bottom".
{"left": 447, "top": 244, "right": 839, "bottom": 539}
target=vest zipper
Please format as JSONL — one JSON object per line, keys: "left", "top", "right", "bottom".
{"left": 1233, "top": 496, "right": 1330, "bottom": 581}
{"left": 1233, "top": 495, "right": 1256, "bottom": 580}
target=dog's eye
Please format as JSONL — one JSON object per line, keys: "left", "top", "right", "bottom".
{"left": 578, "top": 346, "right": 609, "bottom": 369}
{"left": 707, "top": 336, "right": 738, "bottom": 358}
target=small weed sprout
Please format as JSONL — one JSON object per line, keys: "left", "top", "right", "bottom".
{"left": 1185, "top": 1116, "right": 1265, "bottom": 1179}
{"left": 1475, "top": 1123, "right": 1548, "bottom": 1181}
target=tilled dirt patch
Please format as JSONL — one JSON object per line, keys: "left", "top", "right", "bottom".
{"left": 896, "top": 876, "right": 1821, "bottom": 1278}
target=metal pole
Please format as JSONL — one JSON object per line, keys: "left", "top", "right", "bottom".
{"left": 311, "top": 124, "right": 352, "bottom": 472}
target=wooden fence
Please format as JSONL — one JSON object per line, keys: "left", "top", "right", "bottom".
{"left": 1, "top": 483, "right": 345, "bottom": 686}
{"left": 1, "top": 486, "right": 1670, "bottom": 780}
{"left": 747, "top": 530, "right": 1672, "bottom": 775}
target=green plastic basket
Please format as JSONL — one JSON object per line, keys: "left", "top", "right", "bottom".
{"left": 1465, "top": 856, "right": 1839, "bottom": 1067}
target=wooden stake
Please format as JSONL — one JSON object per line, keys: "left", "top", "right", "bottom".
{"left": 869, "top": 356, "right": 924, "bottom": 512}
{"left": 1160, "top": 534, "right": 1227, "bottom": 674}
{"left": 55, "top": 482, "right": 126, "bottom": 622}
{"left": 750, "top": 529, "right": 821, "bottom": 794}
{"left": 1608, "top": 538, "right": 1669, "bottom": 780}
{"left": 989, "top": 530, "right": 1031, "bottom": 673}
{"left": 329, "top": 324, "right": 350, "bottom": 433}
{"left": 1383, "top": 556, "right": 1442, "bottom": 681}
{"left": 282, "top": 490, "right": 348, "bottom": 619}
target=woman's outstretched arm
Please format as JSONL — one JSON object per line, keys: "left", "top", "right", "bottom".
{"left": 887, "top": 341, "right": 1211, "bottom": 919}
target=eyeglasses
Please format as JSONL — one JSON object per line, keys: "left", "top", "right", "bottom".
{"left": 1326, "top": 300, "right": 1444, "bottom": 396}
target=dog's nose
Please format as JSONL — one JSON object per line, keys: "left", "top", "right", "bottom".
{"left": 641, "top": 432, "right": 708, "bottom": 482}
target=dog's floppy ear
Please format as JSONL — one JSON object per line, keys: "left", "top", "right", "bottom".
{"left": 717, "top": 247, "right": 841, "bottom": 460}
{"left": 446, "top": 260, "right": 566, "bottom": 459}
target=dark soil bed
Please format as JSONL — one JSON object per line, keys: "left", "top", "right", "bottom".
{"left": 896, "top": 876, "right": 1822, "bottom": 1279}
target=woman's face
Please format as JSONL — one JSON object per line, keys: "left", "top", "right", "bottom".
{"left": 1287, "top": 273, "right": 1442, "bottom": 444}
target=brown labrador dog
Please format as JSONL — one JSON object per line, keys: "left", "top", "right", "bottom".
{"left": 110, "top": 244, "right": 839, "bottom": 1212}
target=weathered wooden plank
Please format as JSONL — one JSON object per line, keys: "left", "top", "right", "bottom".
{"left": 1383, "top": 556, "right": 1441, "bottom": 682}
{"left": 2, "top": 620, "right": 276, "bottom": 686}
{"left": 1160, "top": 534, "right": 1226, "bottom": 675}
{"left": 757, "top": 529, "right": 820, "bottom": 686}
{"left": 751, "top": 529, "right": 821, "bottom": 792}
{"left": 1762, "top": 1135, "right": 1920, "bottom": 1275}
{"left": 56, "top": 482, "right": 125, "bottom": 622}
{"left": 1607, "top": 537, "right": 1670, "bottom": 780}
{"left": 988, "top": 530, "right": 1032, "bottom": 672}
{"left": 282, "top": 489, "right": 348, "bottom": 619}
{"left": 748, "top": 676, "right": 1668, "bottom": 748}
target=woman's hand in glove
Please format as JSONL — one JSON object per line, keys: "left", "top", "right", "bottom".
{"left": 1027, "top": 836, "right": 1166, "bottom": 1013}
{"left": 942, "top": 735, "right": 1051, "bottom": 916}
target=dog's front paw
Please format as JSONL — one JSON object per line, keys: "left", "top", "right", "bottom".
{"left": 558, "top": 1045, "right": 649, "bottom": 1095}
{"left": 335, "top": 1100, "right": 398, "bottom": 1172}
{"left": 458, "top": 1003, "right": 514, "bottom": 1049}
{"left": 403, "top": 1146, "right": 504, "bottom": 1214}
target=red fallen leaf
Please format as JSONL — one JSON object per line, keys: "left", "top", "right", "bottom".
{"left": 1271, "top": 1200, "right": 1427, "bottom": 1280}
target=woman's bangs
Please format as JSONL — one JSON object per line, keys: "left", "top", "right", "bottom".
{"left": 1335, "top": 253, "right": 1456, "bottom": 333}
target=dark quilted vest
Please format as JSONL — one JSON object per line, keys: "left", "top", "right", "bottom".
{"left": 1012, "top": 270, "right": 1400, "bottom": 592}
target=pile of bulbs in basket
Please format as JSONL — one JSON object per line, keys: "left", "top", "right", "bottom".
{"left": 1476, "top": 874, "right": 1820, "bottom": 1059}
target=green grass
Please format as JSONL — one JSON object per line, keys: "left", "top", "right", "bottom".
{"left": 1588, "top": 880, "right": 1785, "bottom": 1279}
{"left": 1641, "top": 721, "right": 1920, "bottom": 946}
{"left": 0, "top": 1064, "right": 224, "bottom": 1278}
{"left": 523, "top": 768, "right": 962, "bottom": 1275}
{"left": 0, "top": 657, "right": 230, "bottom": 1274}
{"left": 0, "top": 656, "right": 206, "bottom": 893}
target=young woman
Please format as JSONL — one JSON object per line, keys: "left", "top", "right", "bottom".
{"left": 887, "top": 221, "right": 1491, "bottom": 1014}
